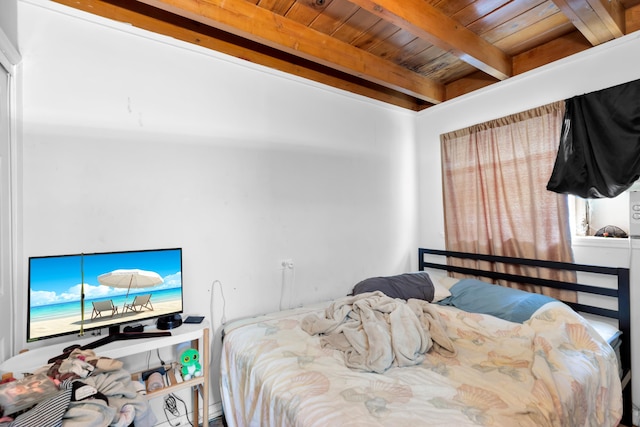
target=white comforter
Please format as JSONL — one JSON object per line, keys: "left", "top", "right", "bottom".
{"left": 220, "top": 300, "right": 622, "bottom": 427}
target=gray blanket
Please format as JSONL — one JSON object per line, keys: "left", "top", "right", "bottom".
{"left": 301, "top": 291, "right": 456, "bottom": 373}
{"left": 62, "top": 367, "right": 156, "bottom": 427}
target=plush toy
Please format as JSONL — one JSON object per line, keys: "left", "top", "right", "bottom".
{"left": 180, "top": 348, "right": 202, "bottom": 380}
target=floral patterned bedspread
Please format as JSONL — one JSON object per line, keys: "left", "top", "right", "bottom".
{"left": 220, "top": 300, "right": 621, "bottom": 427}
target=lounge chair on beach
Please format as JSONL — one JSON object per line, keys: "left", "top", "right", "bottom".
{"left": 91, "top": 300, "right": 118, "bottom": 320}
{"left": 123, "top": 294, "right": 153, "bottom": 313}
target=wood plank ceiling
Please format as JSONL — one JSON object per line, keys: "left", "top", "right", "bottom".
{"left": 55, "top": 0, "right": 640, "bottom": 110}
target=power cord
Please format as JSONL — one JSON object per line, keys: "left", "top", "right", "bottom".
{"left": 212, "top": 279, "right": 227, "bottom": 324}
{"left": 157, "top": 348, "right": 166, "bottom": 366}
{"left": 164, "top": 394, "right": 180, "bottom": 417}
{"left": 157, "top": 348, "right": 169, "bottom": 386}
{"left": 163, "top": 393, "right": 193, "bottom": 426}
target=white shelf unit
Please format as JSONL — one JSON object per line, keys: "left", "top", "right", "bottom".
{"left": 0, "top": 322, "right": 210, "bottom": 425}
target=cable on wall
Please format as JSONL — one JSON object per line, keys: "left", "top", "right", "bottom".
{"left": 279, "top": 260, "right": 295, "bottom": 311}
{"left": 211, "top": 279, "right": 226, "bottom": 325}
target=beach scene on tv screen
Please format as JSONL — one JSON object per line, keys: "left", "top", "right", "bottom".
{"left": 29, "top": 248, "right": 183, "bottom": 341}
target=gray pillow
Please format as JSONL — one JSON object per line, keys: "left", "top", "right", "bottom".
{"left": 350, "top": 272, "right": 435, "bottom": 301}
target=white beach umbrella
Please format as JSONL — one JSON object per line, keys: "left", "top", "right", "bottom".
{"left": 98, "top": 268, "right": 163, "bottom": 298}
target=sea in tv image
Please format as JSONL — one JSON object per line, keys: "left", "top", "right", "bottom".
{"left": 28, "top": 248, "right": 183, "bottom": 341}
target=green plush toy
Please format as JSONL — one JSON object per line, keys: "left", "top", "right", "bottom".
{"left": 180, "top": 348, "right": 202, "bottom": 380}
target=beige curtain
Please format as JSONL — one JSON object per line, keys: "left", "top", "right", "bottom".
{"left": 440, "top": 101, "right": 576, "bottom": 302}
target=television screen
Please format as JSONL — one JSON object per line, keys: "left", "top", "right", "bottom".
{"left": 28, "top": 248, "right": 183, "bottom": 342}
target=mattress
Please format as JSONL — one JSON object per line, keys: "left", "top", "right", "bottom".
{"left": 580, "top": 312, "right": 623, "bottom": 379}
{"left": 220, "top": 297, "right": 622, "bottom": 427}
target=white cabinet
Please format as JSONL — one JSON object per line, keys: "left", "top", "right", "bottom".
{"left": 0, "top": 322, "right": 210, "bottom": 424}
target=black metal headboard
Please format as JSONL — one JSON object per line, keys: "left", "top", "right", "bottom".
{"left": 418, "top": 248, "right": 632, "bottom": 425}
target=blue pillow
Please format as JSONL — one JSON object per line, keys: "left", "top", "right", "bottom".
{"left": 437, "top": 278, "right": 556, "bottom": 323}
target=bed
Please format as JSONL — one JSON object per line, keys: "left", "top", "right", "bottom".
{"left": 220, "top": 248, "right": 631, "bottom": 426}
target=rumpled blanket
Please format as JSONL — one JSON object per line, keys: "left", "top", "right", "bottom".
{"left": 46, "top": 349, "right": 123, "bottom": 383}
{"left": 61, "top": 368, "right": 156, "bottom": 427}
{"left": 23, "top": 350, "right": 157, "bottom": 427}
{"left": 301, "top": 291, "right": 456, "bottom": 373}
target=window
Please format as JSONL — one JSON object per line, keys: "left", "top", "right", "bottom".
{"left": 570, "top": 192, "right": 629, "bottom": 237}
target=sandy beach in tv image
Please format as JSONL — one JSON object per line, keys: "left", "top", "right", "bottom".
{"left": 28, "top": 249, "right": 183, "bottom": 341}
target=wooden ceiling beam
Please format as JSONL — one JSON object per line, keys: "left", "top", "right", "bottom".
{"left": 512, "top": 30, "right": 591, "bottom": 75}
{"left": 345, "top": 0, "right": 513, "bottom": 81}
{"left": 445, "top": 71, "right": 497, "bottom": 101}
{"left": 628, "top": 3, "right": 640, "bottom": 34}
{"left": 587, "top": 0, "right": 625, "bottom": 37}
{"left": 551, "top": 0, "right": 623, "bottom": 45}
{"left": 130, "top": 0, "right": 444, "bottom": 104}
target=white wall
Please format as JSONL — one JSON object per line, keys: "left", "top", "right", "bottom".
{"left": 416, "top": 31, "right": 640, "bottom": 409}
{"left": 13, "top": 0, "right": 416, "bottom": 415}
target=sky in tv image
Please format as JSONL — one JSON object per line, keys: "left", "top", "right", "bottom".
{"left": 29, "top": 248, "right": 182, "bottom": 308}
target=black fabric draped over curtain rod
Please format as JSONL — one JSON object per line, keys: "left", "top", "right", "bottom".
{"left": 547, "top": 78, "right": 640, "bottom": 198}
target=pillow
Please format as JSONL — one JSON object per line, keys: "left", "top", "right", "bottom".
{"left": 432, "top": 281, "right": 452, "bottom": 302}
{"left": 351, "top": 272, "right": 450, "bottom": 302}
{"left": 437, "top": 278, "right": 556, "bottom": 323}
{"left": 431, "top": 274, "right": 460, "bottom": 290}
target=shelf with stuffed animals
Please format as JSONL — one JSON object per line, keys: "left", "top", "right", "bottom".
{"left": 0, "top": 319, "right": 210, "bottom": 425}
{"left": 128, "top": 324, "right": 210, "bottom": 424}
{"left": 0, "top": 321, "right": 210, "bottom": 377}
{"left": 130, "top": 345, "right": 206, "bottom": 399}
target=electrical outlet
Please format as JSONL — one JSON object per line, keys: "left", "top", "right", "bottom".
{"left": 630, "top": 190, "right": 640, "bottom": 237}
{"left": 281, "top": 259, "right": 294, "bottom": 269}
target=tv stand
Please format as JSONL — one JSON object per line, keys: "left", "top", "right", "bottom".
{"left": 1, "top": 322, "right": 210, "bottom": 425}
{"left": 47, "top": 330, "right": 172, "bottom": 363}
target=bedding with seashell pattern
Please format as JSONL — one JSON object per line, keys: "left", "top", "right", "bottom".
{"left": 220, "top": 300, "right": 621, "bottom": 426}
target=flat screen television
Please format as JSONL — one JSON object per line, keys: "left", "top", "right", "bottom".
{"left": 28, "top": 247, "right": 183, "bottom": 343}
